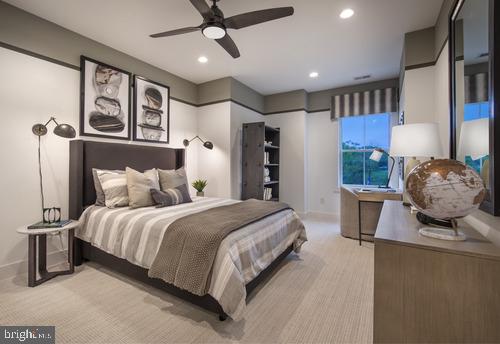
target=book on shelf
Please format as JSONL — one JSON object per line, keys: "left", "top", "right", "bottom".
{"left": 264, "top": 187, "right": 273, "bottom": 201}
{"left": 264, "top": 152, "right": 270, "bottom": 164}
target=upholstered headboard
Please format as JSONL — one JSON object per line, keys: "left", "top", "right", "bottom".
{"left": 69, "top": 140, "right": 184, "bottom": 219}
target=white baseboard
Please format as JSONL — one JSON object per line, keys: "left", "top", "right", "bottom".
{"left": 0, "top": 250, "right": 67, "bottom": 281}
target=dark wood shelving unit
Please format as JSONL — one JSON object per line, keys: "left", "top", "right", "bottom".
{"left": 242, "top": 122, "right": 280, "bottom": 201}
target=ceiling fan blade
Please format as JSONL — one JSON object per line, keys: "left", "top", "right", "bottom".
{"left": 150, "top": 26, "right": 200, "bottom": 38}
{"left": 216, "top": 34, "right": 240, "bottom": 58}
{"left": 224, "top": 7, "right": 294, "bottom": 30}
{"left": 189, "top": 0, "right": 212, "bottom": 18}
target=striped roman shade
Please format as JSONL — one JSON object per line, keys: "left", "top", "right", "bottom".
{"left": 330, "top": 87, "right": 398, "bottom": 120}
{"left": 465, "top": 73, "right": 488, "bottom": 103}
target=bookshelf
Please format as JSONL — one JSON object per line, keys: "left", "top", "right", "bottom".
{"left": 242, "top": 122, "right": 280, "bottom": 201}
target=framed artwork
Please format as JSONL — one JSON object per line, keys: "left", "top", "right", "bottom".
{"left": 133, "top": 76, "right": 170, "bottom": 143}
{"left": 80, "top": 56, "right": 131, "bottom": 140}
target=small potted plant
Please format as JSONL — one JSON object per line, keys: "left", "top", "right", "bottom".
{"left": 192, "top": 179, "right": 208, "bottom": 197}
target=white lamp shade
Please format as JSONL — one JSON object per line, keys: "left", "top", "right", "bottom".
{"left": 390, "top": 123, "right": 443, "bottom": 158}
{"left": 457, "top": 118, "right": 489, "bottom": 160}
{"left": 369, "top": 149, "right": 384, "bottom": 162}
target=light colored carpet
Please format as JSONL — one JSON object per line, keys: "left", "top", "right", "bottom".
{"left": 0, "top": 217, "right": 374, "bottom": 343}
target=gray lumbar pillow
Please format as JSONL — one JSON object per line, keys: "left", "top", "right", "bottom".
{"left": 92, "top": 168, "right": 125, "bottom": 206}
{"left": 150, "top": 184, "right": 192, "bottom": 208}
{"left": 96, "top": 170, "right": 129, "bottom": 208}
{"left": 158, "top": 167, "right": 189, "bottom": 191}
{"left": 126, "top": 167, "right": 160, "bottom": 209}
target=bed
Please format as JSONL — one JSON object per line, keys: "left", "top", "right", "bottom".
{"left": 69, "top": 140, "right": 307, "bottom": 321}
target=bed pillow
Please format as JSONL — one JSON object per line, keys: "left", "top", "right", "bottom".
{"left": 92, "top": 168, "right": 124, "bottom": 206}
{"left": 158, "top": 167, "right": 189, "bottom": 191}
{"left": 96, "top": 170, "right": 129, "bottom": 208}
{"left": 126, "top": 167, "right": 160, "bottom": 209}
{"left": 150, "top": 184, "right": 192, "bottom": 208}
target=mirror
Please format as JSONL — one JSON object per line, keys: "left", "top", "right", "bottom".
{"left": 451, "top": 0, "right": 499, "bottom": 215}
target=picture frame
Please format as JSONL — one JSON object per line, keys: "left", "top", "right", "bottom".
{"left": 80, "top": 56, "right": 131, "bottom": 140}
{"left": 133, "top": 75, "right": 170, "bottom": 143}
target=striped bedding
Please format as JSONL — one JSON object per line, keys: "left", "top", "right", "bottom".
{"left": 77, "top": 197, "right": 307, "bottom": 320}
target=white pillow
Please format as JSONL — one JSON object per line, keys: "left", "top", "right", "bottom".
{"left": 126, "top": 167, "right": 160, "bottom": 209}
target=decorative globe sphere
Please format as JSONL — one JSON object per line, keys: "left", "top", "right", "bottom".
{"left": 406, "top": 159, "right": 486, "bottom": 220}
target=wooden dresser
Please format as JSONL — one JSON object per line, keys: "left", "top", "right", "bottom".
{"left": 374, "top": 201, "right": 500, "bottom": 343}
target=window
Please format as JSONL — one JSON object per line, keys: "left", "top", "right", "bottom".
{"left": 463, "top": 101, "right": 490, "bottom": 173}
{"left": 340, "top": 113, "right": 395, "bottom": 186}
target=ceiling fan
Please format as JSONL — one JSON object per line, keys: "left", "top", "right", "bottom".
{"left": 150, "top": 0, "right": 294, "bottom": 58}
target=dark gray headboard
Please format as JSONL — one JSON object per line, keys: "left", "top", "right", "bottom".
{"left": 69, "top": 140, "right": 184, "bottom": 219}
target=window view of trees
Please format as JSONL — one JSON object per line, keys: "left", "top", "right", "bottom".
{"left": 341, "top": 113, "right": 392, "bottom": 186}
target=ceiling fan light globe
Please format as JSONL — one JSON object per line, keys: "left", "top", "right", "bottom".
{"left": 202, "top": 25, "right": 226, "bottom": 39}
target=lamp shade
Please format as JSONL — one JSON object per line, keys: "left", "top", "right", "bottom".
{"left": 390, "top": 123, "right": 443, "bottom": 158}
{"left": 457, "top": 118, "right": 489, "bottom": 160}
{"left": 203, "top": 141, "right": 214, "bottom": 150}
{"left": 53, "top": 123, "right": 76, "bottom": 138}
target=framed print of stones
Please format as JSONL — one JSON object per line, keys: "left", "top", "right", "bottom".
{"left": 80, "top": 56, "right": 131, "bottom": 140}
{"left": 133, "top": 76, "right": 170, "bottom": 143}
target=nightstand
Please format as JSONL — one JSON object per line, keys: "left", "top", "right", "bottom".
{"left": 16, "top": 220, "right": 79, "bottom": 287}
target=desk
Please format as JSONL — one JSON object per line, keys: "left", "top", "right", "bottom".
{"left": 340, "top": 186, "right": 402, "bottom": 245}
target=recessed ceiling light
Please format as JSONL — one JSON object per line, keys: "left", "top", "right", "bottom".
{"left": 198, "top": 56, "right": 208, "bottom": 63}
{"left": 309, "top": 72, "right": 319, "bottom": 78}
{"left": 340, "top": 8, "right": 354, "bottom": 19}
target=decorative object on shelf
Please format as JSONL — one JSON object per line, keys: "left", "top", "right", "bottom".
{"left": 369, "top": 148, "right": 395, "bottom": 189}
{"left": 405, "top": 159, "right": 486, "bottom": 241}
{"left": 133, "top": 76, "right": 170, "bottom": 143}
{"left": 80, "top": 56, "right": 131, "bottom": 140}
{"left": 457, "top": 118, "right": 489, "bottom": 187}
{"left": 390, "top": 123, "right": 443, "bottom": 204}
{"left": 264, "top": 152, "right": 270, "bottom": 164}
{"left": 264, "top": 167, "right": 271, "bottom": 183}
{"left": 31, "top": 116, "right": 75, "bottom": 226}
{"left": 192, "top": 179, "right": 208, "bottom": 197}
{"left": 183, "top": 135, "right": 213, "bottom": 150}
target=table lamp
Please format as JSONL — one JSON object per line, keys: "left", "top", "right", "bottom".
{"left": 390, "top": 123, "right": 443, "bottom": 204}
{"left": 369, "top": 148, "right": 395, "bottom": 189}
{"left": 457, "top": 118, "right": 489, "bottom": 186}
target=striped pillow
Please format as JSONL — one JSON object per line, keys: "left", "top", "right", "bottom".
{"left": 150, "top": 184, "right": 192, "bottom": 208}
{"left": 92, "top": 168, "right": 124, "bottom": 206}
{"left": 96, "top": 170, "right": 129, "bottom": 208}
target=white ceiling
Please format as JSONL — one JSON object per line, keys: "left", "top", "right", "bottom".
{"left": 6, "top": 0, "right": 443, "bottom": 95}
